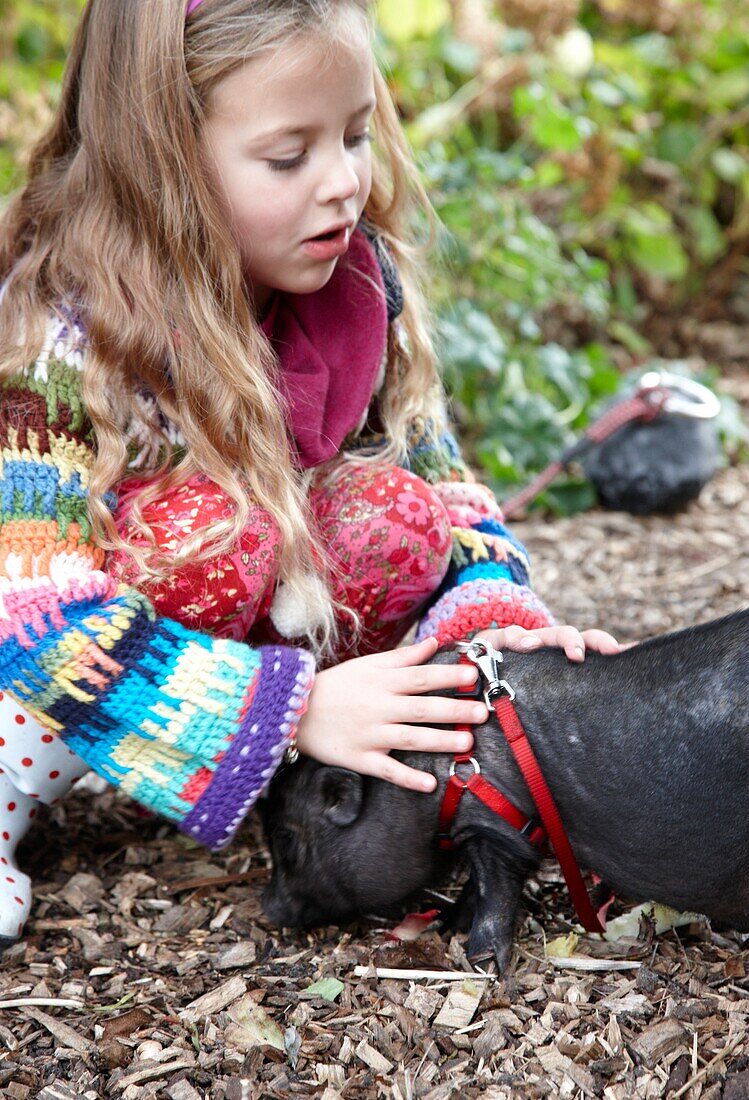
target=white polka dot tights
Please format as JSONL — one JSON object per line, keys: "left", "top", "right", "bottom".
{"left": 0, "top": 691, "right": 88, "bottom": 947}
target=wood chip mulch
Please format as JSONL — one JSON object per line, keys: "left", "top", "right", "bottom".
{"left": 1, "top": 373, "right": 747, "bottom": 1100}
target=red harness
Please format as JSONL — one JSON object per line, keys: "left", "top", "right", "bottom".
{"left": 438, "top": 642, "right": 606, "bottom": 934}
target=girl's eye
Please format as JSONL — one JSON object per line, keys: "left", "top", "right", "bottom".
{"left": 347, "top": 132, "right": 373, "bottom": 149}
{"left": 267, "top": 132, "right": 373, "bottom": 174}
{"left": 267, "top": 154, "right": 306, "bottom": 173}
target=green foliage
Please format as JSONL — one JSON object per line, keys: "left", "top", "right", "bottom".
{"left": 377, "top": 0, "right": 748, "bottom": 510}
{"left": 424, "top": 144, "right": 622, "bottom": 502}
{"left": 2, "top": 0, "right": 746, "bottom": 514}
{"left": 0, "top": 0, "right": 84, "bottom": 193}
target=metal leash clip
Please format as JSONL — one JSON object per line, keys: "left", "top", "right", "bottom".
{"left": 638, "top": 370, "right": 721, "bottom": 421}
{"left": 455, "top": 639, "right": 516, "bottom": 707}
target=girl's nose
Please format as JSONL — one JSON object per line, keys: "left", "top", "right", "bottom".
{"left": 316, "top": 146, "right": 361, "bottom": 205}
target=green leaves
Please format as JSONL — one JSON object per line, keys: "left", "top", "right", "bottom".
{"left": 620, "top": 205, "right": 689, "bottom": 281}
{"left": 401, "top": 2, "right": 747, "bottom": 511}
{"left": 712, "top": 148, "right": 749, "bottom": 186}
{"left": 6, "top": 0, "right": 745, "bottom": 516}
{"left": 303, "top": 977, "right": 345, "bottom": 1002}
{"left": 377, "top": 0, "right": 450, "bottom": 42}
{"left": 1, "top": 1, "right": 84, "bottom": 193}
{"left": 514, "top": 85, "right": 590, "bottom": 153}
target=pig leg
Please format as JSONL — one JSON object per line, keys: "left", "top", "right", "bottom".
{"left": 438, "top": 876, "right": 476, "bottom": 934}
{"left": 462, "top": 838, "right": 527, "bottom": 972}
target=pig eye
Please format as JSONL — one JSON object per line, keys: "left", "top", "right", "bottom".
{"left": 273, "top": 827, "right": 303, "bottom": 867}
{"left": 273, "top": 827, "right": 295, "bottom": 848}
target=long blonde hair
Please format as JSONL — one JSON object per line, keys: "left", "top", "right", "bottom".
{"left": 0, "top": 0, "right": 445, "bottom": 663}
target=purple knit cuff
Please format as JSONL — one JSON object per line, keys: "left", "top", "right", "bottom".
{"left": 181, "top": 645, "right": 315, "bottom": 849}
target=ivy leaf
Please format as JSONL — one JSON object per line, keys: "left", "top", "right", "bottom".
{"left": 712, "top": 148, "right": 749, "bottom": 185}
{"left": 683, "top": 206, "right": 726, "bottom": 263}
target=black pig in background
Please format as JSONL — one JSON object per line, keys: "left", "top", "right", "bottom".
{"left": 581, "top": 370, "right": 722, "bottom": 515}
{"left": 262, "top": 611, "right": 749, "bottom": 971}
{"left": 583, "top": 413, "right": 721, "bottom": 515}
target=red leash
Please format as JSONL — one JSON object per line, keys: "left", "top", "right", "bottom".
{"left": 439, "top": 643, "right": 606, "bottom": 934}
{"left": 490, "top": 690, "right": 605, "bottom": 933}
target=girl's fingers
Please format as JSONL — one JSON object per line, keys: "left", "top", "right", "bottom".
{"left": 474, "top": 625, "right": 544, "bottom": 652}
{"left": 396, "top": 695, "right": 488, "bottom": 727}
{"left": 581, "top": 629, "right": 621, "bottom": 654}
{"left": 368, "top": 755, "right": 438, "bottom": 793}
{"left": 549, "top": 625, "right": 586, "bottom": 661}
{"left": 380, "top": 636, "right": 438, "bottom": 668}
{"left": 493, "top": 626, "right": 624, "bottom": 659}
{"left": 484, "top": 625, "right": 585, "bottom": 660}
{"left": 500, "top": 624, "right": 585, "bottom": 659}
{"left": 396, "top": 662, "right": 480, "bottom": 694}
{"left": 387, "top": 726, "right": 475, "bottom": 755}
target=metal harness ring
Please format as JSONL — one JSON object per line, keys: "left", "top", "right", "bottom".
{"left": 449, "top": 756, "right": 481, "bottom": 779}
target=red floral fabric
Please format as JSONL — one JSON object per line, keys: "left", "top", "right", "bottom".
{"left": 111, "top": 463, "right": 453, "bottom": 662}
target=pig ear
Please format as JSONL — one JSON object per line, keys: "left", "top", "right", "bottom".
{"left": 316, "top": 768, "right": 363, "bottom": 827}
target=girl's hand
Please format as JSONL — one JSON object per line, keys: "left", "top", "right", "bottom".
{"left": 471, "top": 624, "right": 621, "bottom": 662}
{"left": 294, "top": 636, "right": 484, "bottom": 793}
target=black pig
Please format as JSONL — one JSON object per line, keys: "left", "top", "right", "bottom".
{"left": 262, "top": 611, "right": 749, "bottom": 969}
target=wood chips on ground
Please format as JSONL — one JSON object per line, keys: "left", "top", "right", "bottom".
{"left": 1, "top": 375, "right": 748, "bottom": 1100}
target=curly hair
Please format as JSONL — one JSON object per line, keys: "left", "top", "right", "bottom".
{"left": 0, "top": 0, "right": 446, "bottom": 662}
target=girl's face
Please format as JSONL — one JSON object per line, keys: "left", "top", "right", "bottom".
{"left": 201, "top": 20, "right": 375, "bottom": 317}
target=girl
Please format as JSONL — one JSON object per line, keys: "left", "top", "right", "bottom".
{"left": 0, "top": 0, "right": 618, "bottom": 945}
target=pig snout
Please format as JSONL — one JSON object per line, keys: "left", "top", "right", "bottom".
{"left": 261, "top": 880, "right": 292, "bottom": 924}
{"left": 261, "top": 765, "right": 369, "bottom": 929}
{"left": 262, "top": 884, "right": 292, "bottom": 927}
{"left": 263, "top": 877, "right": 320, "bottom": 929}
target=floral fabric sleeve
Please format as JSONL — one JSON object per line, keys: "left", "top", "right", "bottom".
{"left": 0, "top": 315, "right": 314, "bottom": 850}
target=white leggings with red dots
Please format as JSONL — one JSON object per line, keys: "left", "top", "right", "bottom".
{"left": 0, "top": 691, "right": 88, "bottom": 944}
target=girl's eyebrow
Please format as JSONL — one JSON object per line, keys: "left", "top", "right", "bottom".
{"left": 249, "top": 100, "right": 377, "bottom": 144}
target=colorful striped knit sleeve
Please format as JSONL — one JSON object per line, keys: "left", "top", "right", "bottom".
{"left": 400, "top": 410, "right": 554, "bottom": 648}
{"left": 0, "top": 317, "right": 314, "bottom": 851}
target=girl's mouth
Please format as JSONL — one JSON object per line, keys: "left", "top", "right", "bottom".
{"left": 301, "top": 228, "right": 350, "bottom": 260}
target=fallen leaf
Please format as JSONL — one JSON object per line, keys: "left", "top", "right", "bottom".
{"left": 225, "top": 994, "right": 284, "bottom": 1051}
{"left": 386, "top": 909, "right": 440, "bottom": 942}
{"left": 602, "top": 902, "right": 705, "bottom": 942}
{"left": 303, "top": 977, "right": 345, "bottom": 1002}
{"left": 546, "top": 932, "right": 579, "bottom": 957}
{"left": 284, "top": 1025, "right": 302, "bottom": 1069}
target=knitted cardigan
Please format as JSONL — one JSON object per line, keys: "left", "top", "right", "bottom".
{"left": 0, "top": 271, "right": 551, "bottom": 853}
{"left": 0, "top": 315, "right": 314, "bottom": 850}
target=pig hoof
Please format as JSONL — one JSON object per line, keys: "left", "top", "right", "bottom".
{"left": 464, "top": 941, "right": 510, "bottom": 976}
{"left": 467, "top": 950, "right": 499, "bottom": 974}
{"left": 469, "top": 946, "right": 511, "bottom": 974}
{"left": 467, "top": 932, "right": 512, "bottom": 974}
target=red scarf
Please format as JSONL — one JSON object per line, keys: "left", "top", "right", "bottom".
{"left": 260, "top": 227, "right": 389, "bottom": 468}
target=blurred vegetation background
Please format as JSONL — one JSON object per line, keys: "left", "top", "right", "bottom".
{"left": 1, "top": 0, "right": 747, "bottom": 511}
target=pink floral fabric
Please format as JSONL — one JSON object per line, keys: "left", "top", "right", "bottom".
{"left": 111, "top": 464, "right": 453, "bottom": 662}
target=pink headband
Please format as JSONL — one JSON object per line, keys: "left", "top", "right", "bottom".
{"left": 186, "top": 0, "right": 204, "bottom": 15}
